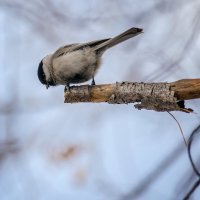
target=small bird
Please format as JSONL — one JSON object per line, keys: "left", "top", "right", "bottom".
{"left": 37, "top": 27, "right": 143, "bottom": 90}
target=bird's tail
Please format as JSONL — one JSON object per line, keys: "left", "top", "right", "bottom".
{"left": 94, "top": 27, "right": 143, "bottom": 53}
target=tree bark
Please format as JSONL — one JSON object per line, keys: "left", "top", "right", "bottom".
{"left": 64, "top": 78, "right": 200, "bottom": 112}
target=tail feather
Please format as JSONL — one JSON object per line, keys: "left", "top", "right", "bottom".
{"left": 94, "top": 27, "right": 143, "bottom": 53}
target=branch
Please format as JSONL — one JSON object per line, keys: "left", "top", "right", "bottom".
{"left": 64, "top": 78, "right": 200, "bottom": 112}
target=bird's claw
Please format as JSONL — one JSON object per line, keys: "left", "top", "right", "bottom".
{"left": 64, "top": 83, "right": 70, "bottom": 92}
{"left": 91, "top": 77, "right": 96, "bottom": 86}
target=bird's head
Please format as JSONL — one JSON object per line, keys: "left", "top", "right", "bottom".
{"left": 37, "top": 54, "right": 56, "bottom": 89}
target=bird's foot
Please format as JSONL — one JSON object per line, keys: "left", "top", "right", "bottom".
{"left": 91, "top": 77, "right": 96, "bottom": 86}
{"left": 64, "top": 83, "right": 70, "bottom": 92}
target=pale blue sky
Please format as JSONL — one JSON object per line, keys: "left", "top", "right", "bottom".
{"left": 0, "top": 1, "right": 200, "bottom": 199}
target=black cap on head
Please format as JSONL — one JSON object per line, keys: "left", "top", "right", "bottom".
{"left": 37, "top": 60, "right": 46, "bottom": 85}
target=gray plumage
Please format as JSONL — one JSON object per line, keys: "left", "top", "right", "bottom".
{"left": 37, "top": 27, "right": 143, "bottom": 89}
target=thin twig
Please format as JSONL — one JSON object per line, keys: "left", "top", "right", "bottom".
{"left": 187, "top": 125, "right": 200, "bottom": 176}
{"left": 167, "top": 112, "right": 187, "bottom": 147}
{"left": 183, "top": 179, "right": 200, "bottom": 200}
{"left": 183, "top": 124, "right": 200, "bottom": 199}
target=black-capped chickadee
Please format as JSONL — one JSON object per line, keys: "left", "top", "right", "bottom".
{"left": 37, "top": 27, "right": 143, "bottom": 89}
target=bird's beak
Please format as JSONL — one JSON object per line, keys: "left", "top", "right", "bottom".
{"left": 46, "top": 83, "right": 49, "bottom": 89}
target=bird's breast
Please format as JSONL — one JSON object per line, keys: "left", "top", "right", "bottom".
{"left": 52, "top": 48, "right": 101, "bottom": 84}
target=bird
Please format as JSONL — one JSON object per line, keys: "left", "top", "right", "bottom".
{"left": 37, "top": 27, "right": 143, "bottom": 90}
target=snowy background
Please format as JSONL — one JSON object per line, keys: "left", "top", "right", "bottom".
{"left": 0, "top": 0, "right": 200, "bottom": 199}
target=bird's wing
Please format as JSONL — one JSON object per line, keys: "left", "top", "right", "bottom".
{"left": 52, "top": 44, "right": 77, "bottom": 58}
{"left": 52, "top": 39, "right": 110, "bottom": 58}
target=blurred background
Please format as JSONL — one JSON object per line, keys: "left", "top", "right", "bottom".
{"left": 0, "top": 0, "right": 200, "bottom": 199}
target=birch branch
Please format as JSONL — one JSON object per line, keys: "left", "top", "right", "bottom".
{"left": 64, "top": 78, "right": 200, "bottom": 112}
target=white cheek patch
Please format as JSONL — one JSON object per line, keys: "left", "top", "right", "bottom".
{"left": 42, "top": 55, "right": 52, "bottom": 81}
{"left": 42, "top": 63, "right": 51, "bottom": 81}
